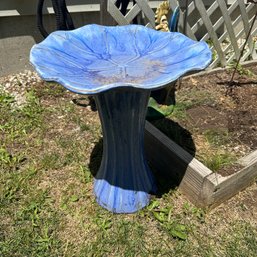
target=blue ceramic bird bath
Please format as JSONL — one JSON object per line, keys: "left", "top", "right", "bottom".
{"left": 30, "top": 24, "right": 212, "bottom": 213}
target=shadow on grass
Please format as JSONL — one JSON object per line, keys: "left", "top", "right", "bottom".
{"left": 89, "top": 118, "right": 195, "bottom": 198}
{"left": 145, "top": 118, "right": 196, "bottom": 197}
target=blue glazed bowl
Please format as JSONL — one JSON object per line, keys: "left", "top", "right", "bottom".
{"left": 30, "top": 24, "right": 212, "bottom": 94}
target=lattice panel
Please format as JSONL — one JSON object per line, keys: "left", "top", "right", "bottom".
{"left": 107, "top": 0, "right": 155, "bottom": 28}
{"left": 169, "top": 0, "right": 257, "bottom": 68}
{"left": 106, "top": 0, "right": 257, "bottom": 68}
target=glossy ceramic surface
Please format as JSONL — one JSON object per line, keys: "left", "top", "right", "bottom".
{"left": 94, "top": 87, "right": 156, "bottom": 213}
{"left": 30, "top": 24, "right": 212, "bottom": 95}
{"left": 30, "top": 24, "right": 212, "bottom": 213}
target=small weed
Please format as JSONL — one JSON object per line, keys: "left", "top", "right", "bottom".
{"left": 76, "top": 165, "right": 92, "bottom": 184}
{"left": 21, "top": 90, "right": 42, "bottom": 118}
{"left": 94, "top": 214, "right": 113, "bottom": 231}
{"left": 69, "top": 194, "right": 80, "bottom": 203}
{"left": 72, "top": 116, "right": 91, "bottom": 132}
{"left": 0, "top": 147, "right": 25, "bottom": 172}
{"left": 148, "top": 200, "right": 189, "bottom": 240}
{"left": 222, "top": 221, "right": 257, "bottom": 257}
{"left": 35, "top": 82, "right": 66, "bottom": 98}
{"left": 1, "top": 190, "right": 62, "bottom": 256}
{"left": 0, "top": 91, "right": 15, "bottom": 106}
{"left": 228, "top": 61, "right": 256, "bottom": 77}
{"left": 80, "top": 123, "right": 91, "bottom": 132}
{"left": 171, "top": 102, "right": 192, "bottom": 120}
{"left": 183, "top": 202, "right": 206, "bottom": 223}
{"left": 206, "top": 39, "right": 218, "bottom": 62}
{"left": 165, "top": 223, "right": 188, "bottom": 240}
{"left": 197, "top": 129, "right": 237, "bottom": 172}
{"left": 202, "top": 151, "right": 237, "bottom": 172}
{"left": 1, "top": 165, "right": 38, "bottom": 204}
{"left": 204, "top": 129, "right": 231, "bottom": 146}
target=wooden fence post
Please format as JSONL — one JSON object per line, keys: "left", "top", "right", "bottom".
{"left": 100, "top": 0, "right": 115, "bottom": 25}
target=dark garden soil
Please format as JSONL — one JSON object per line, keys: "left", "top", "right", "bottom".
{"left": 163, "top": 63, "right": 257, "bottom": 176}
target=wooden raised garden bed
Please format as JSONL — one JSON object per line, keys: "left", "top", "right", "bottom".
{"left": 145, "top": 121, "right": 257, "bottom": 208}
{"left": 145, "top": 61, "right": 257, "bottom": 208}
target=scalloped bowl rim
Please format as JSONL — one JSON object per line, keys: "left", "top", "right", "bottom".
{"left": 30, "top": 24, "right": 212, "bottom": 95}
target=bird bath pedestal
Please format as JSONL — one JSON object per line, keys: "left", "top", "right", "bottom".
{"left": 30, "top": 24, "right": 211, "bottom": 213}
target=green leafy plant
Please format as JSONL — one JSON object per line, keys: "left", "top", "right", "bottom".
{"left": 0, "top": 147, "right": 24, "bottom": 171}
{"left": 228, "top": 60, "right": 255, "bottom": 77}
{"left": 206, "top": 39, "right": 218, "bottom": 62}
{"left": 203, "top": 152, "right": 237, "bottom": 172}
{"left": 0, "top": 92, "right": 15, "bottom": 106}
{"left": 148, "top": 200, "right": 188, "bottom": 240}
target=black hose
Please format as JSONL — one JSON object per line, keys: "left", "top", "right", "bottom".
{"left": 52, "top": 0, "right": 66, "bottom": 30}
{"left": 37, "top": 0, "right": 75, "bottom": 38}
{"left": 37, "top": 0, "right": 49, "bottom": 38}
{"left": 61, "top": 0, "right": 75, "bottom": 30}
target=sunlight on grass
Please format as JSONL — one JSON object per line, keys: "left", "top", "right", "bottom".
{"left": 195, "top": 129, "right": 238, "bottom": 172}
{"left": 0, "top": 80, "right": 256, "bottom": 256}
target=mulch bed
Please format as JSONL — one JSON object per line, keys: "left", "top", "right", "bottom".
{"left": 164, "top": 63, "right": 257, "bottom": 176}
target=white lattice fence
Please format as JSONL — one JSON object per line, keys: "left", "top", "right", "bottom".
{"left": 107, "top": 0, "right": 156, "bottom": 27}
{"left": 106, "top": 0, "right": 257, "bottom": 68}
{"left": 169, "top": 0, "right": 257, "bottom": 68}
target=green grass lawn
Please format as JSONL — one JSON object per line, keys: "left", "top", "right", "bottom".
{"left": 0, "top": 77, "right": 256, "bottom": 256}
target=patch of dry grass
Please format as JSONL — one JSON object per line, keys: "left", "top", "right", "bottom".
{"left": 0, "top": 73, "right": 256, "bottom": 256}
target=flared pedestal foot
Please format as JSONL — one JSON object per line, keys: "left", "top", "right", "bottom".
{"left": 94, "top": 179, "right": 153, "bottom": 213}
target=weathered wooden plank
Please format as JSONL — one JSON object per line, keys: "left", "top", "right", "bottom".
{"left": 238, "top": 1, "right": 257, "bottom": 58}
{"left": 100, "top": 0, "right": 115, "bottom": 26}
{"left": 192, "top": 2, "right": 219, "bottom": 35}
{"left": 144, "top": 121, "right": 214, "bottom": 205}
{"left": 239, "top": 150, "right": 257, "bottom": 166}
{"left": 136, "top": 0, "right": 155, "bottom": 27}
{"left": 216, "top": 0, "right": 240, "bottom": 59}
{"left": 125, "top": 4, "right": 141, "bottom": 23}
{"left": 194, "top": 0, "right": 227, "bottom": 66}
{"left": 207, "top": 159, "right": 257, "bottom": 207}
{"left": 201, "top": 1, "right": 239, "bottom": 42}
{"left": 107, "top": 0, "right": 130, "bottom": 25}
{"left": 145, "top": 118, "right": 257, "bottom": 208}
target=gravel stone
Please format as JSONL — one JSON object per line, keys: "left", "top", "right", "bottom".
{"left": 0, "top": 70, "right": 42, "bottom": 109}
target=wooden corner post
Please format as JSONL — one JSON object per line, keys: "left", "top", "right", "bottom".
{"left": 100, "top": 0, "right": 116, "bottom": 26}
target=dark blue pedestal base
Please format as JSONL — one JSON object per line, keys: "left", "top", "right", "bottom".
{"left": 94, "top": 87, "right": 156, "bottom": 213}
